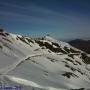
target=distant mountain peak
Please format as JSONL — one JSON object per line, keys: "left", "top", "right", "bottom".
{"left": 69, "top": 39, "right": 90, "bottom": 54}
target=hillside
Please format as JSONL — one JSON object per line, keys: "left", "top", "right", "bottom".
{"left": 0, "top": 30, "right": 90, "bottom": 90}
{"left": 69, "top": 39, "right": 90, "bottom": 54}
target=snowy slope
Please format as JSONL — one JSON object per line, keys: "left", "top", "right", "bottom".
{"left": 0, "top": 30, "right": 90, "bottom": 90}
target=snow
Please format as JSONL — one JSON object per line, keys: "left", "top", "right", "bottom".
{"left": 4, "top": 75, "right": 45, "bottom": 89}
{"left": 0, "top": 31, "right": 90, "bottom": 90}
{"left": 45, "top": 36, "right": 70, "bottom": 48}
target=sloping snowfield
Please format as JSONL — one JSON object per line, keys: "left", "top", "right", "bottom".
{"left": 0, "top": 30, "right": 90, "bottom": 90}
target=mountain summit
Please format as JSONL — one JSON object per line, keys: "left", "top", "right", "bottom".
{"left": 0, "top": 30, "right": 90, "bottom": 90}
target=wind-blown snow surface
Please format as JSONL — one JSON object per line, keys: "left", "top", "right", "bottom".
{"left": 0, "top": 31, "right": 90, "bottom": 90}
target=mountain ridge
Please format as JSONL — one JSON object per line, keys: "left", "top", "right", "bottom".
{"left": 69, "top": 39, "right": 90, "bottom": 54}
{"left": 0, "top": 30, "right": 90, "bottom": 90}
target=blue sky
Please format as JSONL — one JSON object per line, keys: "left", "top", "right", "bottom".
{"left": 0, "top": 0, "right": 90, "bottom": 40}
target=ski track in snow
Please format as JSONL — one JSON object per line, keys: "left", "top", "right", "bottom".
{"left": 0, "top": 53, "right": 43, "bottom": 75}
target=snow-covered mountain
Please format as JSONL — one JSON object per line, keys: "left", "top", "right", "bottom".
{"left": 0, "top": 30, "right": 90, "bottom": 90}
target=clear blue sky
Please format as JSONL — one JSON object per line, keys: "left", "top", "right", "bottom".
{"left": 0, "top": 0, "right": 90, "bottom": 40}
